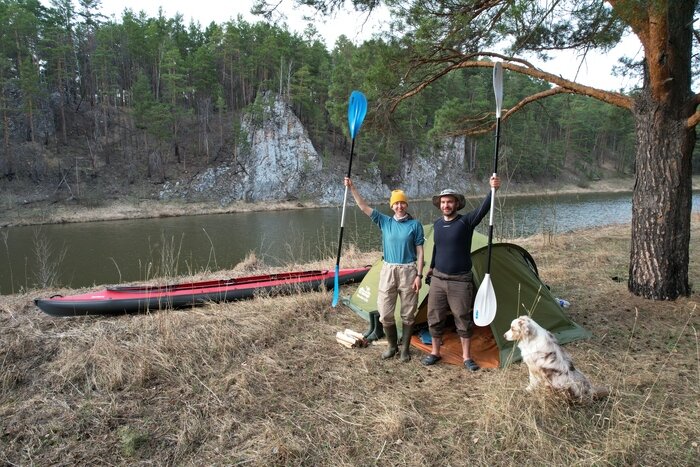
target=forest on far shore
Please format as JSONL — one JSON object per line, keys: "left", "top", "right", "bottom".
{"left": 1, "top": 0, "right": 698, "bottom": 204}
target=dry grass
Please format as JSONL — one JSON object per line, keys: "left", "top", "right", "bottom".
{"left": 1, "top": 218, "right": 699, "bottom": 465}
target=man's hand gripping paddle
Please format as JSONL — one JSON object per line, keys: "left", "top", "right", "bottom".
{"left": 332, "top": 91, "right": 368, "bottom": 307}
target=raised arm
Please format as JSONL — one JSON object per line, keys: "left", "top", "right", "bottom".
{"left": 344, "top": 177, "right": 373, "bottom": 217}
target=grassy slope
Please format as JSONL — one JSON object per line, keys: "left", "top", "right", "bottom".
{"left": 1, "top": 218, "right": 699, "bottom": 465}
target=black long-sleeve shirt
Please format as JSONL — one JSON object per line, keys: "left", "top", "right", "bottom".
{"left": 430, "top": 192, "right": 492, "bottom": 275}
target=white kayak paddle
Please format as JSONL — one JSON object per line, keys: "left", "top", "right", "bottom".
{"left": 474, "top": 62, "right": 503, "bottom": 327}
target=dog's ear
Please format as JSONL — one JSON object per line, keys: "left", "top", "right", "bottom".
{"left": 518, "top": 317, "right": 531, "bottom": 337}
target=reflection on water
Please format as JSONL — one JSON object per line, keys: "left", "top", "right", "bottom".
{"left": 1, "top": 191, "right": 698, "bottom": 293}
{"left": 493, "top": 193, "right": 639, "bottom": 238}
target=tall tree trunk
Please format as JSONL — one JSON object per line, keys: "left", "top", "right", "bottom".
{"left": 627, "top": 1, "right": 696, "bottom": 300}
{"left": 229, "top": 56, "right": 235, "bottom": 109}
{"left": 2, "top": 109, "right": 11, "bottom": 176}
{"left": 57, "top": 59, "right": 67, "bottom": 144}
{"left": 629, "top": 92, "right": 694, "bottom": 299}
{"left": 28, "top": 100, "right": 35, "bottom": 143}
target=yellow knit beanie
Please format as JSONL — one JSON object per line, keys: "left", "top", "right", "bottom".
{"left": 389, "top": 189, "right": 408, "bottom": 207}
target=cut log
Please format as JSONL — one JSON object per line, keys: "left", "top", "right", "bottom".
{"left": 335, "top": 336, "right": 355, "bottom": 348}
{"left": 335, "top": 331, "right": 357, "bottom": 346}
{"left": 344, "top": 329, "right": 365, "bottom": 340}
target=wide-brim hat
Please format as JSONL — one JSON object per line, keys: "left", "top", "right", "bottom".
{"left": 432, "top": 189, "right": 466, "bottom": 211}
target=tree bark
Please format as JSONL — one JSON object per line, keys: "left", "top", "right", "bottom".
{"left": 57, "top": 59, "right": 67, "bottom": 144}
{"left": 2, "top": 108, "right": 11, "bottom": 177}
{"left": 629, "top": 92, "right": 693, "bottom": 299}
{"left": 627, "top": 1, "right": 696, "bottom": 300}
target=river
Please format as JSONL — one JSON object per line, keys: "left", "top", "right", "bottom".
{"left": 1, "top": 191, "right": 698, "bottom": 294}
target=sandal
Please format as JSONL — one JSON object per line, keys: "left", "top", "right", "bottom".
{"left": 421, "top": 354, "right": 442, "bottom": 366}
{"left": 464, "top": 359, "right": 480, "bottom": 372}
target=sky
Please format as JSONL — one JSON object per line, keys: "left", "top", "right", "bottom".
{"left": 96, "top": 0, "right": 390, "bottom": 49}
{"left": 83, "top": 0, "right": 643, "bottom": 92}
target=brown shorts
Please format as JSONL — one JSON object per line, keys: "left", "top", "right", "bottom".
{"left": 426, "top": 270, "right": 474, "bottom": 338}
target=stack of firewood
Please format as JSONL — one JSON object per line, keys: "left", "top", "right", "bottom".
{"left": 335, "top": 329, "right": 368, "bottom": 348}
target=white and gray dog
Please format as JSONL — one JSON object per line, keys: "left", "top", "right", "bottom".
{"left": 504, "top": 316, "right": 609, "bottom": 401}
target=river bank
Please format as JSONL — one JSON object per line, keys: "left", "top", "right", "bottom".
{"left": 2, "top": 176, "right": 699, "bottom": 228}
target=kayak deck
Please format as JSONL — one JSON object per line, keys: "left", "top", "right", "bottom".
{"left": 35, "top": 267, "right": 370, "bottom": 317}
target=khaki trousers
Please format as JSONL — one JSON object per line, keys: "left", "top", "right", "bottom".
{"left": 377, "top": 262, "right": 418, "bottom": 326}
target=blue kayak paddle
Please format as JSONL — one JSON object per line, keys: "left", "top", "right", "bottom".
{"left": 332, "top": 91, "right": 368, "bottom": 307}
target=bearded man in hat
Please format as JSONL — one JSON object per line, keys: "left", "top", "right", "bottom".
{"left": 421, "top": 175, "right": 501, "bottom": 371}
{"left": 344, "top": 176, "right": 424, "bottom": 362}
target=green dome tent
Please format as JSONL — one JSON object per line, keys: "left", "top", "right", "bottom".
{"left": 342, "top": 225, "right": 590, "bottom": 368}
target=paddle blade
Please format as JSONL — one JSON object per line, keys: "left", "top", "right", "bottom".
{"left": 347, "top": 91, "right": 368, "bottom": 139}
{"left": 474, "top": 273, "right": 497, "bottom": 327}
{"left": 493, "top": 62, "right": 504, "bottom": 118}
{"left": 331, "top": 264, "right": 340, "bottom": 307}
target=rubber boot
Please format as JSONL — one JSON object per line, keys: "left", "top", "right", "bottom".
{"left": 365, "top": 313, "right": 384, "bottom": 341}
{"left": 381, "top": 325, "right": 398, "bottom": 359}
{"left": 362, "top": 312, "right": 377, "bottom": 339}
{"left": 399, "top": 324, "right": 413, "bottom": 362}
{"left": 373, "top": 316, "right": 385, "bottom": 340}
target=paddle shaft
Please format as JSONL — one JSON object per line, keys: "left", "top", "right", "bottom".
{"left": 485, "top": 116, "right": 501, "bottom": 274}
{"left": 335, "top": 137, "right": 357, "bottom": 266}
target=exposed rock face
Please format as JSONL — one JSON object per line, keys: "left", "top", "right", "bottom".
{"left": 237, "top": 92, "right": 322, "bottom": 202}
{"left": 400, "top": 137, "right": 484, "bottom": 199}
{"left": 160, "top": 93, "right": 486, "bottom": 206}
{"left": 2, "top": 84, "right": 56, "bottom": 143}
{"left": 161, "top": 92, "right": 324, "bottom": 204}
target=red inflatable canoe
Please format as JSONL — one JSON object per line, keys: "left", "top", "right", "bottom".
{"left": 34, "top": 267, "right": 370, "bottom": 317}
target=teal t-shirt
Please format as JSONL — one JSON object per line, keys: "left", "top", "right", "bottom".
{"left": 370, "top": 209, "right": 425, "bottom": 264}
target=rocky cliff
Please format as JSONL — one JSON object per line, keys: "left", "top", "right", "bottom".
{"left": 159, "top": 93, "right": 488, "bottom": 206}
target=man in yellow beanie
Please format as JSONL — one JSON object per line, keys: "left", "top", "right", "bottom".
{"left": 344, "top": 177, "right": 424, "bottom": 362}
